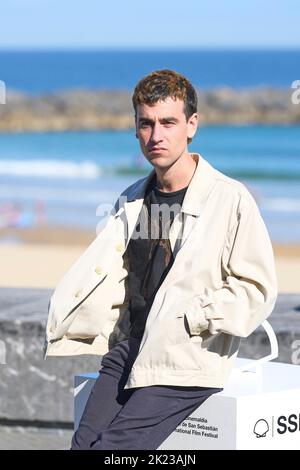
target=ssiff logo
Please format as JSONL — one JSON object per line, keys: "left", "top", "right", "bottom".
{"left": 253, "top": 413, "right": 300, "bottom": 438}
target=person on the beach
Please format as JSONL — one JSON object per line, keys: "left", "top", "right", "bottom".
{"left": 44, "top": 69, "right": 278, "bottom": 450}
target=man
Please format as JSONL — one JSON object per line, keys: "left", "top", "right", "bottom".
{"left": 44, "top": 70, "right": 278, "bottom": 450}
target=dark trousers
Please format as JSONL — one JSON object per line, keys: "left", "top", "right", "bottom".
{"left": 71, "top": 337, "right": 222, "bottom": 450}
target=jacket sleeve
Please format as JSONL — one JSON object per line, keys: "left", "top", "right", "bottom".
{"left": 184, "top": 196, "right": 278, "bottom": 338}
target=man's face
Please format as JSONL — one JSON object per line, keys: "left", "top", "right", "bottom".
{"left": 135, "top": 96, "right": 198, "bottom": 169}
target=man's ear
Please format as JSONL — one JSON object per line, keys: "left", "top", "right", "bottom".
{"left": 187, "top": 112, "right": 198, "bottom": 141}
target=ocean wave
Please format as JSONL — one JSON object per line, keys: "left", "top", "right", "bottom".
{"left": 0, "top": 159, "right": 102, "bottom": 179}
{"left": 1, "top": 159, "right": 300, "bottom": 182}
{"left": 261, "top": 198, "right": 300, "bottom": 212}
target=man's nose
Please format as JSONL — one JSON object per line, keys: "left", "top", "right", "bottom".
{"left": 151, "top": 123, "right": 163, "bottom": 143}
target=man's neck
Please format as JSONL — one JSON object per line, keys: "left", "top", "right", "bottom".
{"left": 155, "top": 152, "right": 197, "bottom": 193}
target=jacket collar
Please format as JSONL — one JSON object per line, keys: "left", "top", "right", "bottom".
{"left": 125, "top": 153, "right": 215, "bottom": 217}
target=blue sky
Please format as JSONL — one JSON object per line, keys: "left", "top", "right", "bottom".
{"left": 0, "top": 0, "right": 299, "bottom": 49}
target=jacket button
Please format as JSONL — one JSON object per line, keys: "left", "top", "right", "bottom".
{"left": 116, "top": 243, "right": 124, "bottom": 252}
{"left": 94, "top": 266, "right": 102, "bottom": 275}
{"left": 74, "top": 289, "right": 82, "bottom": 298}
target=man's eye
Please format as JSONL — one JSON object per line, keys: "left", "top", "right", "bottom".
{"left": 140, "top": 123, "right": 150, "bottom": 128}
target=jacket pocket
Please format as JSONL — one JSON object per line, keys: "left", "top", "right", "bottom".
{"left": 173, "top": 314, "right": 193, "bottom": 343}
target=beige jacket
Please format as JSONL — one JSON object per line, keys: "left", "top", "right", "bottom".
{"left": 44, "top": 153, "right": 278, "bottom": 389}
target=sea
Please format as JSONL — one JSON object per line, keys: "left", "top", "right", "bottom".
{"left": 0, "top": 50, "right": 299, "bottom": 242}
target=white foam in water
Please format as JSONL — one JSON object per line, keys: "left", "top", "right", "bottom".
{"left": 0, "top": 159, "right": 101, "bottom": 179}
{"left": 261, "top": 198, "right": 300, "bottom": 212}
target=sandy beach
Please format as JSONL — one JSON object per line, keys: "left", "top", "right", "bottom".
{"left": 0, "top": 225, "right": 299, "bottom": 293}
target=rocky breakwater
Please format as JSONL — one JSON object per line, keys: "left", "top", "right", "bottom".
{"left": 0, "top": 87, "right": 299, "bottom": 132}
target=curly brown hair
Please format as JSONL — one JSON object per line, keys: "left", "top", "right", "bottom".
{"left": 132, "top": 69, "right": 198, "bottom": 121}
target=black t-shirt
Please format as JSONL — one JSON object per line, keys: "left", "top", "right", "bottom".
{"left": 122, "top": 173, "right": 188, "bottom": 339}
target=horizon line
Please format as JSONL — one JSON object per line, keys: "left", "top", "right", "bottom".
{"left": 0, "top": 46, "right": 300, "bottom": 52}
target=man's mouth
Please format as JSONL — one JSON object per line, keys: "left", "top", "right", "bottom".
{"left": 149, "top": 147, "right": 166, "bottom": 152}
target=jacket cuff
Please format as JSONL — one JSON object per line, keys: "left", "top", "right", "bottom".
{"left": 185, "top": 308, "right": 209, "bottom": 335}
{"left": 184, "top": 293, "right": 211, "bottom": 335}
